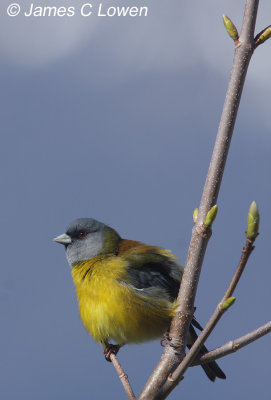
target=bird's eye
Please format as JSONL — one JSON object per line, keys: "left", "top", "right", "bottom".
{"left": 79, "top": 231, "right": 87, "bottom": 238}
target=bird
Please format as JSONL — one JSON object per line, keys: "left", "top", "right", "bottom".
{"left": 54, "top": 217, "right": 226, "bottom": 381}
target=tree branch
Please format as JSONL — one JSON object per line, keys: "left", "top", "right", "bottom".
{"left": 110, "top": 354, "right": 135, "bottom": 400}
{"left": 222, "top": 239, "right": 254, "bottom": 301}
{"left": 138, "top": 2, "right": 259, "bottom": 399}
{"left": 157, "top": 299, "right": 234, "bottom": 398}
{"left": 193, "top": 321, "right": 271, "bottom": 365}
{"left": 155, "top": 233, "right": 257, "bottom": 398}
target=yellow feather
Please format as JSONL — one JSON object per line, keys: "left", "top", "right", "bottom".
{"left": 71, "top": 255, "right": 176, "bottom": 346}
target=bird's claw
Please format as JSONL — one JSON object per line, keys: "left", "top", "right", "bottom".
{"left": 104, "top": 344, "right": 121, "bottom": 362}
{"left": 160, "top": 331, "right": 171, "bottom": 347}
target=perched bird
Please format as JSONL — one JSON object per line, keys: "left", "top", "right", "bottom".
{"left": 54, "top": 218, "right": 226, "bottom": 381}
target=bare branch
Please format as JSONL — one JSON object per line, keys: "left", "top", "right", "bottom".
{"left": 138, "top": 2, "right": 259, "bottom": 399}
{"left": 193, "top": 321, "right": 271, "bottom": 365}
{"left": 222, "top": 239, "right": 254, "bottom": 301}
{"left": 158, "top": 299, "right": 235, "bottom": 398}
{"left": 156, "top": 233, "right": 257, "bottom": 398}
{"left": 239, "top": 0, "right": 259, "bottom": 43}
{"left": 110, "top": 354, "right": 135, "bottom": 400}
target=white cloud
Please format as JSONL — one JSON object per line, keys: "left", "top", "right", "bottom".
{"left": 1, "top": 0, "right": 270, "bottom": 91}
{"left": 0, "top": 0, "right": 98, "bottom": 66}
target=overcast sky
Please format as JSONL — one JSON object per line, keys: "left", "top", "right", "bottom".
{"left": 1, "top": 1, "right": 271, "bottom": 399}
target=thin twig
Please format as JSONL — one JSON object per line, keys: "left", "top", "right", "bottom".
{"left": 110, "top": 353, "right": 135, "bottom": 400}
{"left": 193, "top": 321, "right": 271, "bottom": 365}
{"left": 138, "top": 2, "right": 259, "bottom": 399}
{"left": 157, "top": 237, "right": 256, "bottom": 398}
{"left": 222, "top": 239, "right": 254, "bottom": 301}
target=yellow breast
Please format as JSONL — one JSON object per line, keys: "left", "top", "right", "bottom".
{"left": 71, "top": 255, "right": 175, "bottom": 345}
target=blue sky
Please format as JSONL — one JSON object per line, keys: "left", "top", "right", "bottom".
{"left": 1, "top": 1, "right": 271, "bottom": 399}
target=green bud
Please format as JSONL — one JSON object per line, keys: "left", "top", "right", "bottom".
{"left": 222, "top": 14, "right": 239, "bottom": 41}
{"left": 246, "top": 201, "right": 260, "bottom": 240}
{"left": 193, "top": 208, "right": 199, "bottom": 223}
{"left": 255, "top": 26, "right": 271, "bottom": 48}
{"left": 221, "top": 297, "right": 236, "bottom": 311}
{"left": 204, "top": 205, "right": 218, "bottom": 227}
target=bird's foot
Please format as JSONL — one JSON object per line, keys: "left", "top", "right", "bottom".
{"left": 104, "top": 344, "right": 121, "bottom": 362}
{"left": 160, "top": 331, "right": 171, "bottom": 347}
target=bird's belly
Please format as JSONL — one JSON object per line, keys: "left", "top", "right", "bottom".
{"left": 76, "top": 283, "right": 173, "bottom": 345}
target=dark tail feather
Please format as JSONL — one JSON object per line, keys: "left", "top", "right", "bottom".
{"left": 188, "top": 325, "right": 226, "bottom": 382}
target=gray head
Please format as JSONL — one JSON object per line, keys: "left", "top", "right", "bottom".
{"left": 53, "top": 218, "right": 121, "bottom": 267}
